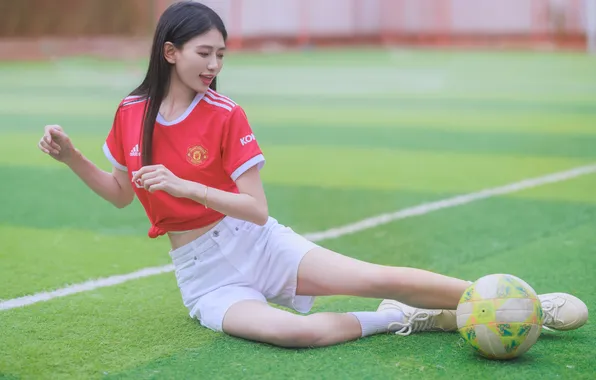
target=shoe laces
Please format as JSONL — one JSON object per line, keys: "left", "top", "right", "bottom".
{"left": 541, "top": 297, "right": 565, "bottom": 331}
{"left": 387, "top": 310, "right": 436, "bottom": 336}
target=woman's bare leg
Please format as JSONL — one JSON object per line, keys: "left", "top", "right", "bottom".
{"left": 220, "top": 247, "right": 588, "bottom": 348}
{"left": 296, "top": 247, "right": 469, "bottom": 309}
{"left": 220, "top": 246, "right": 467, "bottom": 348}
{"left": 222, "top": 300, "right": 373, "bottom": 348}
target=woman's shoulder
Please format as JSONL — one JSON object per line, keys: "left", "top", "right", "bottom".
{"left": 201, "top": 88, "right": 241, "bottom": 114}
{"left": 118, "top": 95, "right": 148, "bottom": 111}
{"left": 111, "top": 95, "right": 148, "bottom": 133}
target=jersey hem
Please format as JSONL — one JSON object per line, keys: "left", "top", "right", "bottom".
{"left": 102, "top": 143, "right": 128, "bottom": 171}
{"left": 230, "top": 154, "right": 265, "bottom": 181}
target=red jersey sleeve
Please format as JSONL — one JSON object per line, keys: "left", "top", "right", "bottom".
{"left": 221, "top": 105, "right": 265, "bottom": 181}
{"left": 102, "top": 106, "right": 127, "bottom": 171}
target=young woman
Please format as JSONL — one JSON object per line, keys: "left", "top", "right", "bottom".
{"left": 38, "top": 1, "right": 587, "bottom": 348}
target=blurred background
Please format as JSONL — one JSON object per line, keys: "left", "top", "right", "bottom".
{"left": 1, "top": 0, "right": 595, "bottom": 59}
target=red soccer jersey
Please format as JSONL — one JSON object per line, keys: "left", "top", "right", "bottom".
{"left": 103, "top": 89, "right": 265, "bottom": 238}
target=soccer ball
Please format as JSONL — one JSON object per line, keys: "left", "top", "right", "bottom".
{"left": 456, "top": 274, "right": 544, "bottom": 360}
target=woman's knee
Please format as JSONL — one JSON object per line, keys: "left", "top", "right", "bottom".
{"left": 222, "top": 308, "right": 322, "bottom": 348}
{"left": 231, "top": 317, "right": 321, "bottom": 348}
{"left": 362, "top": 266, "right": 415, "bottom": 298}
{"left": 265, "top": 318, "right": 322, "bottom": 348}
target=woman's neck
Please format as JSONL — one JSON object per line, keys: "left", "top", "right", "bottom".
{"left": 160, "top": 76, "right": 197, "bottom": 122}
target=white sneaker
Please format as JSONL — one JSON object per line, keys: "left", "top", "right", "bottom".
{"left": 377, "top": 299, "right": 457, "bottom": 336}
{"left": 539, "top": 293, "right": 589, "bottom": 331}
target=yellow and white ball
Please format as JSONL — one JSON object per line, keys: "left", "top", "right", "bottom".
{"left": 456, "top": 274, "right": 544, "bottom": 360}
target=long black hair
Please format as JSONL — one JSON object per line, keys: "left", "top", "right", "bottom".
{"left": 130, "top": 1, "right": 227, "bottom": 166}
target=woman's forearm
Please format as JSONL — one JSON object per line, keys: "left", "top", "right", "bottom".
{"left": 65, "top": 150, "right": 133, "bottom": 208}
{"left": 183, "top": 181, "right": 268, "bottom": 225}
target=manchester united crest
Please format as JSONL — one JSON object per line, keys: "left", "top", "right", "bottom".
{"left": 186, "top": 145, "right": 208, "bottom": 166}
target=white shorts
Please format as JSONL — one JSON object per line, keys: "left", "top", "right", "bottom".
{"left": 169, "top": 216, "right": 319, "bottom": 332}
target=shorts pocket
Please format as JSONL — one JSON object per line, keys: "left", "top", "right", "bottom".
{"left": 218, "top": 231, "right": 264, "bottom": 279}
{"left": 174, "top": 242, "right": 218, "bottom": 286}
{"left": 174, "top": 258, "right": 196, "bottom": 286}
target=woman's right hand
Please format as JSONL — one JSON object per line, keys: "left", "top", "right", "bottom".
{"left": 38, "top": 125, "right": 78, "bottom": 164}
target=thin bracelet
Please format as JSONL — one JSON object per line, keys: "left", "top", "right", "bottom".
{"left": 204, "top": 186, "right": 209, "bottom": 209}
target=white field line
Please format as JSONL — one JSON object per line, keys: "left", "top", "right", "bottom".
{"left": 2, "top": 164, "right": 595, "bottom": 311}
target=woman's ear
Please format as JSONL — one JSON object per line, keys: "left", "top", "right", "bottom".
{"left": 163, "top": 42, "right": 177, "bottom": 64}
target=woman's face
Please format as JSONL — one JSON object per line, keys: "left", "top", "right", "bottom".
{"left": 166, "top": 28, "right": 226, "bottom": 93}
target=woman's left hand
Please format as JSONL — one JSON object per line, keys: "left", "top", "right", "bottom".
{"left": 132, "top": 165, "right": 192, "bottom": 198}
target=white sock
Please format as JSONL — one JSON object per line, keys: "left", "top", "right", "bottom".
{"left": 349, "top": 310, "right": 405, "bottom": 337}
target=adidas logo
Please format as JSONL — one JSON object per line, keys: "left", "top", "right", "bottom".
{"left": 130, "top": 144, "right": 140, "bottom": 157}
